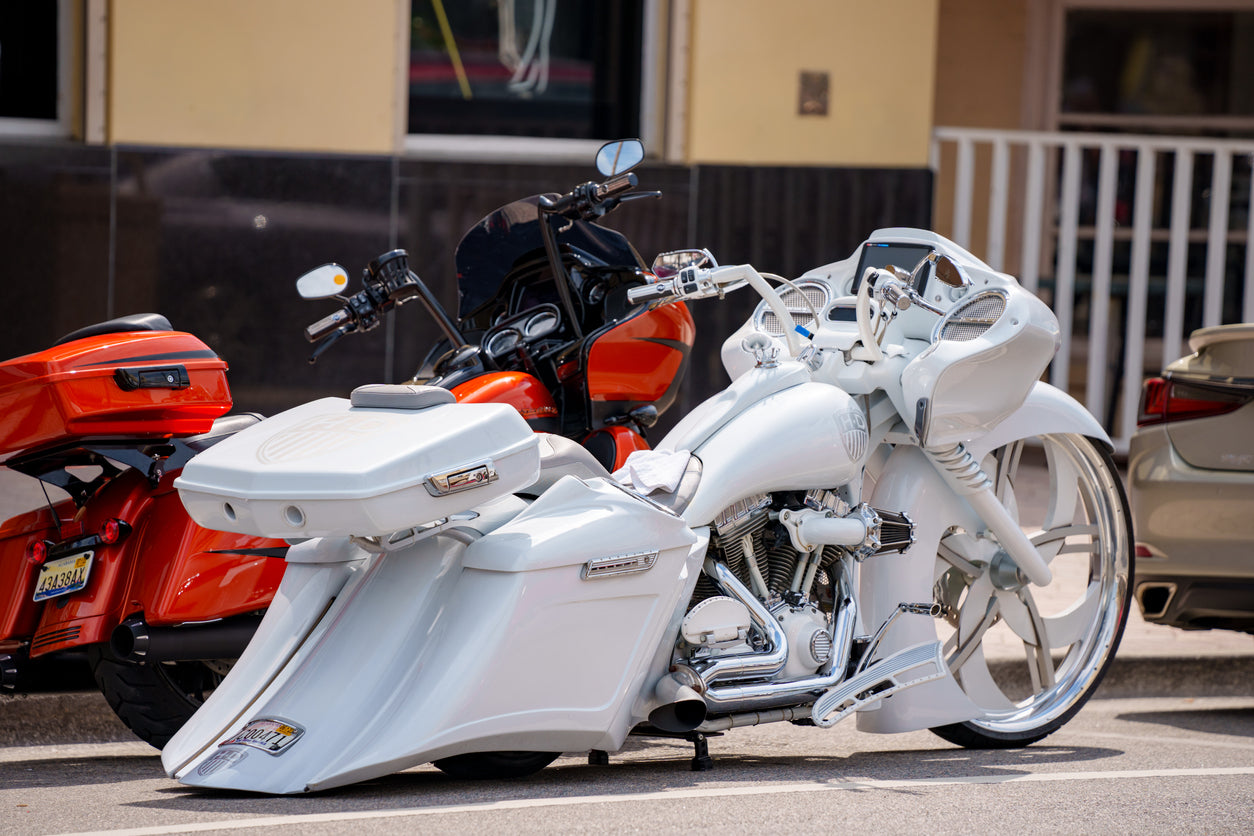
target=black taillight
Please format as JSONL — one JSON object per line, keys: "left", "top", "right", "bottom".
{"left": 1137, "top": 377, "right": 1249, "bottom": 427}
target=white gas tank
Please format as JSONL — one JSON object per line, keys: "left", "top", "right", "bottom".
{"left": 678, "top": 381, "right": 869, "bottom": 525}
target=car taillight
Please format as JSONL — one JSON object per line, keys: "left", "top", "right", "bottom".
{"left": 1137, "top": 377, "right": 1248, "bottom": 427}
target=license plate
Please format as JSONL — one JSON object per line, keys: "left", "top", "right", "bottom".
{"left": 223, "top": 718, "right": 304, "bottom": 755}
{"left": 32, "top": 550, "right": 95, "bottom": 603}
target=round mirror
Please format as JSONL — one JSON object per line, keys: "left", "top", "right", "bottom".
{"left": 596, "top": 139, "right": 645, "bottom": 176}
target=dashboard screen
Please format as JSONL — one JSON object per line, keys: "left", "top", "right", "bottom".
{"left": 851, "top": 242, "right": 934, "bottom": 293}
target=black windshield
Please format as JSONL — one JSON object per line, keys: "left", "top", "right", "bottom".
{"left": 454, "top": 195, "right": 642, "bottom": 321}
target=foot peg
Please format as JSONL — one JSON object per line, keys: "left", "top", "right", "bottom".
{"left": 811, "top": 641, "right": 946, "bottom": 728}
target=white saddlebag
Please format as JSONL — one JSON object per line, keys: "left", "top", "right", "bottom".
{"left": 174, "top": 385, "right": 541, "bottom": 538}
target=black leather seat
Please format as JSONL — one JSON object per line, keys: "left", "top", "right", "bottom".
{"left": 54, "top": 313, "right": 173, "bottom": 346}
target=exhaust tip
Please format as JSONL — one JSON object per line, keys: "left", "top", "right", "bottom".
{"left": 1136, "top": 583, "right": 1177, "bottom": 619}
{"left": 649, "top": 674, "right": 708, "bottom": 733}
{"left": 110, "top": 619, "right": 150, "bottom": 661}
{"left": 0, "top": 654, "right": 19, "bottom": 690}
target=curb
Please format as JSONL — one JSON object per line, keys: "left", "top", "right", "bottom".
{"left": 3, "top": 656, "right": 1251, "bottom": 749}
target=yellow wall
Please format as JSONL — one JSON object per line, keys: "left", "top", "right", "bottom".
{"left": 685, "top": 0, "right": 940, "bottom": 167}
{"left": 932, "top": 0, "right": 1029, "bottom": 129}
{"left": 108, "top": 0, "right": 404, "bottom": 153}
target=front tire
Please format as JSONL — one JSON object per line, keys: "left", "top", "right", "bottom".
{"left": 929, "top": 433, "right": 1132, "bottom": 748}
{"left": 87, "top": 645, "right": 228, "bottom": 748}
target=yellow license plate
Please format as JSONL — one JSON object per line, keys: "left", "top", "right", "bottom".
{"left": 32, "top": 551, "right": 95, "bottom": 603}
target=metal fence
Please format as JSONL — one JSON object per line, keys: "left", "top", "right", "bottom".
{"left": 931, "top": 127, "right": 1254, "bottom": 453}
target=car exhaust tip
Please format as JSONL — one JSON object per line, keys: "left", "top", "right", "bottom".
{"left": 1136, "top": 582, "right": 1177, "bottom": 619}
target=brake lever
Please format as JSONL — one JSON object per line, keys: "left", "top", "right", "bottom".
{"left": 307, "top": 326, "right": 350, "bottom": 365}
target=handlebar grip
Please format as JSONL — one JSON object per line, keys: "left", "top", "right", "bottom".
{"left": 627, "top": 281, "right": 673, "bottom": 304}
{"left": 305, "top": 308, "right": 352, "bottom": 342}
{"left": 596, "top": 172, "right": 637, "bottom": 199}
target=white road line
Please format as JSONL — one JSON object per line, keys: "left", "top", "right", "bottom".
{"left": 1066, "top": 730, "right": 1254, "bottom": 752}
{"left": 59, "top": 766, "right": 1254, "bottom": 836}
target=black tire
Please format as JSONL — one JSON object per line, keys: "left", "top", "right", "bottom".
{"left": 929, "top": 434, "right": 1134, "bottom": 749}
{"left": 86, "top": 645, "right": 227, "bottom": 748}
{"left": 432, "top": 751, "right": 561, "bottom": 780}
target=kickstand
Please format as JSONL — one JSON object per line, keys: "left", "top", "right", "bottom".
{"left": 689, "top": 732, "right": 713, "bottom": 771}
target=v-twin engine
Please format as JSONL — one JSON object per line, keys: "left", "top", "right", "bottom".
{"left": 669, "top": 489, "right": 914, "bottom": 719}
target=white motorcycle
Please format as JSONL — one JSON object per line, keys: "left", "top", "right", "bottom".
{"left": 161, "top": 228, "right": 1131, "bottom": 794}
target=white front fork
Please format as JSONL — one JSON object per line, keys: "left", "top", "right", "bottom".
{"left": 924, "top": 443, "right": 1052, "bottom": 586}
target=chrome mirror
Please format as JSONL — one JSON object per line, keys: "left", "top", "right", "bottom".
{"left": 596, "top": 139, "right": 645, "bottom": 176}
{"left": 296, "top": 264, "right": 351, "bottom": 300}
{"left": 932, "top": 253, "right": 970, "bottom": 288}
{"left": 651, "top": 248, "right": 718, "bottom": 278}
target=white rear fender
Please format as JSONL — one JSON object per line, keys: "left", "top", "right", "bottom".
{"left": 170, "top": 476, "right": 704, "bottom": 794}
{"left": 161, "top": 536, "right": 370, "bottom": 776}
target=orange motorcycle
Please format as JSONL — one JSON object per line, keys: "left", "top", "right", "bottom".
{"left": 299, "top": 138, "right": 696, "bottom": 470}
{"left": 0, "top": 317, "right": 285, "bottom": 745}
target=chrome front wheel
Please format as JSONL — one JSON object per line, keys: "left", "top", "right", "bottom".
{"left": 930, "top": 433, "right": 1133, "bottom": 748}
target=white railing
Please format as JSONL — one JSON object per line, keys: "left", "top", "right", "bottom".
{"left": 931, "top": 127, "right": 1254, "bottom": 453}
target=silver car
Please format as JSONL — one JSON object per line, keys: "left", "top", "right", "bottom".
{"left": 1128, "top": 323, "right": 1254, "bottom": 634}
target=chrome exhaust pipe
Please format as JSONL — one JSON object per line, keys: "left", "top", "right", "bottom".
{"left": 697, "top": 559, "right": 789, "bottom": 686}
{"left": 699, "top": 560, "right": 859, "bottom": 715}
{"left": 648, "top": 671, "right": 708, "bottom": 732}
{"left": 110, "top": 615, "right": 263, "bottom": 663}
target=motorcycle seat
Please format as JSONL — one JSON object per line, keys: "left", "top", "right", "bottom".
{"left": 53, "top": 313, "right": 173, "bottom": 346}
{"left": 522, "top": 434, "right": 611, "bottom": 496}
{"left": 183, "top": 413, "right": 265, "bottom": 453}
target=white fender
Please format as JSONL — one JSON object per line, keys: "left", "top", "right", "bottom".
{"left": 856, "top": 381, "right": 1111, "bottom": 735}
{"left": 966, "top": 381, "right": 1110, "bottom": 460}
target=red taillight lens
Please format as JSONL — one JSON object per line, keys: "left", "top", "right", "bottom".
{"left": 26, "top": 540, "right": 47, "bottom": 566}
{"left": 98, "top": 518, "right": 122, "bottom": 544}
{"left": 1137, "top": 377, "right": 1248, "bottom": 427}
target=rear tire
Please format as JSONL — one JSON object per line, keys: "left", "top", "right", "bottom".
{"left": 929, "top": 434, "right": 1133, "bottom": 748}
{"left": 432, "top": 751, "right": 561, "bottom": 780}
{"left": 87, "top": 645, "right": 228, "bottom": 748}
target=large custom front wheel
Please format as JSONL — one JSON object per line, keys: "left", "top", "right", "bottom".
{"left": 930, "top": 433, "right": 1132, "bottom": 748}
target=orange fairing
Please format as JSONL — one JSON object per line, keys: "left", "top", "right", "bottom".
{"left": 0, "top": 331, "right": 231, "bottom": 458}
{"left": 587, "top": 303, "right": 695, "bottom": 402}
{"left": 452, "top": 371, "right": 559, "bottom": 422}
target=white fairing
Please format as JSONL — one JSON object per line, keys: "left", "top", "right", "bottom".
{"left": 166, "top": 476, "right": 704, "bottom": 794}
{"left": 900, "top": 287, "right": 1060, "bottom": 449}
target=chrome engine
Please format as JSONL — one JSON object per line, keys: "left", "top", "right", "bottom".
{"left": 668, "top": 490, "right": 916, "bottom": 716}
